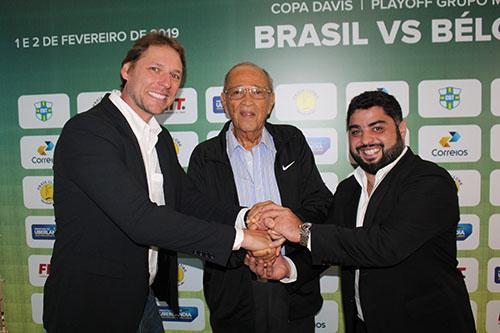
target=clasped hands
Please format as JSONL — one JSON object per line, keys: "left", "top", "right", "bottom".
{"left": 241, "top": 201, "right": 304, "bottom": 280}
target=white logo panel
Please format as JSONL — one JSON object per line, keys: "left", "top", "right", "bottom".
{"left": 320, "top": 172, "right": 339, "bottom": 195}
{"left": 23, "top": 176, "right": 54, "bottom": 209}
{"left": 418, "top": 125, "right": 481, "bottom": 163}
{"left": 457, "top": 257, "right": 479, "bottom": 292}
{"left": 169, "top": 131, "right": 198, "bottom": 167}
{"left": 28, "top": 255, "right": 52, "bottom": 287}
{"left": 178, "top": 257, "right": 203, "bottom": 292}
{"left": 418, "top": 79, "right": 481, "bottom": 117}
{"left": 320, "top": 265, "right": 339, "bottom": 293}
{"left": 314, "top": 300, "right": 339, "bottom": 332}
{"left": 205, "top": 86, "right": 228, "bottom": 123}
{"left": 447, "top": 170, "right": 480, "bottom": 207}
{"left": 486, "top": 300, "right": 500, "bottom": 333}
{"left": 20, "top": 135, "right": 59, "bottom": 169}
{"left": 346, "top": 81, "right": 409, "bottom": 117}
{"left": 31, "top": 293, "right": 44, "bottom": 324}
{"left": 25, "top": 216, "right": 56, "bottom": 248}
{"left": 491, "top": 125, "right": 500, "bottom": 161}
{"left": 155, "top": 88, "right": 197, "bottom": 125}
{"left": 303, "top": 128, "right": 337, "bottom": 165}
{"left": 489, "top": 215, "right": 500, "bottom": 250}
{"left": 275, "top": 83, "right": 337, "bottom": 121}
{"left": 77, "top": 91, "right": 108, "bottom": 113}
{"left": 457, "top": 214, "right": 480, "bottom": 251}
{"left": 19, "top": 94, "right": 70, "bottom": 129}
{"left": 490, "top": 170, "right": 500, "bottom": 206}
{"left": 160, "top": 298, "right": 205, "bottom": 331}
{"left": 487, "top": 258, "right": 500, "bottom": 293}
{"left": 492, "top": 79, "right": 500, "bottom": 116}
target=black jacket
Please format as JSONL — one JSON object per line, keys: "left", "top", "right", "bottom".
{"left": 44, "top": 96, "right": 240, "bottom": 333}
{"left": 187, "top": 121, "right": 334, "bottom": 329}
{"left": 311, "top": 149, "right": 476, "bottom": 333}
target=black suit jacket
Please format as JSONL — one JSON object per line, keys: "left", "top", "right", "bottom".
{"left": 310, "top": 149, "right": 476, "bottom": 333}
{"left": 187, "top": 122, "right": 333, "bottom": 331}
{"left": 43, "top": 96, "right": 240, "bottom": 333}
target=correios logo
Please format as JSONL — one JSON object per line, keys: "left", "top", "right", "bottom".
{"left": 439, "top": 87, "right": 461, "bottom": 110}
{"left": 433, "top": 131, "right": 468, "bottom": 157}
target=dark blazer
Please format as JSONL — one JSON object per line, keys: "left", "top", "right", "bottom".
{"left": 43, "top": 96, "right": 241, "bottom": 333}
{"left": 187, "top": 121, "right": 333, "bottom": 331}
{"left": 310, "top": 149, "right": 476, "bottom": 333}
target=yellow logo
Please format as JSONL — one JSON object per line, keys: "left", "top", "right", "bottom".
{"left": 294, "top": 90, "right": 317, "bottom": 114}
{"left": 173, "top": 138, "right": 182, "bottom": 155}
{"left": 452, "top": 175, "right": 462, "bottom": 193}
{"left": 38, "top": 181, "right": 54, "bottom": 204}
{"left": 178, "top": 264, "right": 186, "bottom": 286}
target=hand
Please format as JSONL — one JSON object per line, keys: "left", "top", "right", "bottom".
{"left": 251, "top": 245, "right": 281, "bottom": 263}
{"left": 244, "top": 254, "right": 291, "bottom": 280}
{"left": 260, "top": 203, "right": 303, "bottom": 243}
{"left": 246, "top": 200, "right": 274, "bottom": 230}
{"left": 241, "top": 229, "right": 283, "bottom": 255}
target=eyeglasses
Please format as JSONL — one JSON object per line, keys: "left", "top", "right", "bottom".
{"left": 223, "top": 86, "right": 272, "bottom": 100}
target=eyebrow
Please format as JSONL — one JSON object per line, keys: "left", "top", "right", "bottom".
{"left": 348, "top": 120, "right": 388, "bottom": 130}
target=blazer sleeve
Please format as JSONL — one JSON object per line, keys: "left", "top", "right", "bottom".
{"left": 311, "top": 167, "right": 459, "bottom": 267}
{"left": 55, "top": 115, "right": 235, "bottom": 266}
{"left": 187, "top": 143, "right": 247, "bottom": 268}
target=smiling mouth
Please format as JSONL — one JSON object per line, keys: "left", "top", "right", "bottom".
{"left": 357, "top": 144, "right": 383, "bottom": 160}
{"left": 148, "top": 91, "right": 168, "bottom": 101}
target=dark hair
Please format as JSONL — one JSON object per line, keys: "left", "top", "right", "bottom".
{"left": 346, "top": 90, "right": 403, "bottom": 129}
{"left": 223, "top": 62, "right": 273, "bottom": 91}
{"left": 120, "top": 32, "right": 186, "bottom": 90}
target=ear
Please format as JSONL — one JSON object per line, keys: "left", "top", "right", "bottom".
{"left": 267, "top": 92, "right": 275, "bottom": 116}
{"left": 398, "top": 120, "right": 407, "bottom": 140}
{"left": 120, "top": 62, "right": 131, "bottom": 82}
{"left": 220, "top": 92, "right": 229, "bottom": 116}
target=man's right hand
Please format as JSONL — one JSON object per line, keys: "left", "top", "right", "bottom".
{"left": 241, "top": 229, "right": 284, "bottom": 255}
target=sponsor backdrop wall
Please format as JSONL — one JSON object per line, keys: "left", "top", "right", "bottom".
{"left": 1, "top": 1, "right": 499, "bottom": 332}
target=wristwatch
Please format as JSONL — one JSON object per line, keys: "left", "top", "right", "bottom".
{"left": 299, "top": 222, "right": 312, "bottom": 247}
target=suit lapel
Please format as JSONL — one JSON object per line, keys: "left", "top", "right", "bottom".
{"left": 156, "top": 129, "right": 176, "bottom": 206}
{"left": 363, "top": 150, "right": 414, "bottom": 228}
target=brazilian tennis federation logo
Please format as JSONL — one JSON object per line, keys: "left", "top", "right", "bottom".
{"left": 439, "top": 131, "right": 461, "bottom": 147}
{"left": 439, "top": 87, "right": 461, "bottom": 110}
{"left": 34, "top": 100, "right": 53, "bottom": 121}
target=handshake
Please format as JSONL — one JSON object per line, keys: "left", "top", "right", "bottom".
{"left": 240, "top": 202, "right": 305, "bottom": 281}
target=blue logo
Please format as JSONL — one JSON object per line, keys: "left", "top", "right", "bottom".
{"left": 212, "top": 96, "right": 224, "bottom": 114}
{"left": 456, "top": 223, "right": 472, "bottom": 241}
{"left": 495, "top": 267, "right": 500, "bottom": 284}
{"left": 306, "top": 137, "right": 331, "bottom": 155}
{"left": 32, "top": 224, "right": 56, "bottom": 240}
{"left": 158, "top": 306, "right": 198, "bottom": 322}
{"left": 376, "top": 87, "right": 389, "bottom": 94}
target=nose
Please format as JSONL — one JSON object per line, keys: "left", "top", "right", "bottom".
{"left": 158, "top": 72, "right": 172, "bottom": 88}
{"left": 359, "top": 130, "right": 374, "bottom": 145}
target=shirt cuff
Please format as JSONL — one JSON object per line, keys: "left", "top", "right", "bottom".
{"left": 232, "top": 227, "right": 245, "bottom": 250}
{"left": 235, "top": 208, "right": 248, "bottom": 229}
{"left": 280, "top": 256, "right": 298, "bottom": 283}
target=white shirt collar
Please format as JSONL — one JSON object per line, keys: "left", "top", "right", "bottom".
{"left": 108, "top": 90, "right": 162, "bottom": 141}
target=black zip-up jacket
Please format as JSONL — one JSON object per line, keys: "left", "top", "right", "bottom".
{"left": 187, "top": 121, "right": 334, "bottom": 330}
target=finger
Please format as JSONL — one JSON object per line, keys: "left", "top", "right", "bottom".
{"left": 270, "top": 237, "right": 286, "bottom": 248}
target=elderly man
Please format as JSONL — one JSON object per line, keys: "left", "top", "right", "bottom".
{"left": 188, "top": 62, "right": 333, "bottom": 333}
{"left": 43, "top": 34, "right": 275, "bottom": 333}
